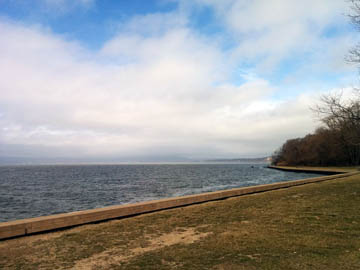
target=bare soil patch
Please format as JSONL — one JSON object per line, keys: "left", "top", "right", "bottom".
{"left": 72, "top": 227, "right": 210, "bottom": 270}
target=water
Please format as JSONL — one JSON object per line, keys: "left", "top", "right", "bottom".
{"left": 0, "top": 163, "right": 325, "bottom": 222}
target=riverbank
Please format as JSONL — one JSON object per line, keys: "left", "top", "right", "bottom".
{"left": 268, "top": 165, "right": 359, "bottom": 174}
{"left": 1, "top": 167, "right": 355, "bottom": 240}
{"left": 1, "top": 167, "right": 360, "bottom": 269}
{"left": 0, "top": 163, "right": 324, "bottom": 224}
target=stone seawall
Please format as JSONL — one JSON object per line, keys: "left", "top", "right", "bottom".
{"left": 1, "top": 169, "right": 358, "bottom": 240}
{"left": 267, "top": 165, "right": 349, "bottom": 174}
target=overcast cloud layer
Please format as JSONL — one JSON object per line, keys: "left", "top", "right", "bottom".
{"left": 0, "top": 0, "right": 358, "bottom": 162}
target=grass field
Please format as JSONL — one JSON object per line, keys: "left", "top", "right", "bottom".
{"left": 1, "top": 171, "right": 360, "bottom": 269}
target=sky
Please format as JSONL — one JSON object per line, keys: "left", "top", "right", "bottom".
{"left": 0, "top": 0, "right": 359, "bottom": 163}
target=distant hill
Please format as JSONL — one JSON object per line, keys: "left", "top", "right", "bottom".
{"left": 205, "top": 157, "right": 270, "bottom": 163}
{"left": 0, "top": 155, "right": 195, "bottom": 165}
{"left": 0, "top": 155, "right": 271, "bottom": 165}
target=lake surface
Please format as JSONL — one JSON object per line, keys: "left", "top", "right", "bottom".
{"left": 0, "top": 163, "right": 325, "bottom": 222}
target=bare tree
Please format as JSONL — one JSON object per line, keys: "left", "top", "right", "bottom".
{"left": 313, "top": 92, "right": 360, "bottom": 125}
{"left": 310, "top": 0, "right": 360, "bottom": 165}
{"left": 272, "top": 1, "right": 360, "bottom": 166}
{"left": 312, "top": 92, "right": 360, "bottom": 165}
{"left": 348, "top": 0, "right": 360, "bottom": 64}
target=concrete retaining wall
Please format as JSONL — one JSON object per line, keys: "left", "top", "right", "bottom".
{"left": 267, "top": 165, "right": 349, "bottom": 174}
{"left": 1, "top": 170, "right": 359, "bottom": 240}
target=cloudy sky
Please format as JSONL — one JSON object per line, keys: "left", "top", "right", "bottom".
{"left": 0, "top": 0, "right": 359, "bottom": 162}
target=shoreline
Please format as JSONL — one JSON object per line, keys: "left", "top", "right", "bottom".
{"left": 1, "top": 166, "right": 360, "bottom": 269}
{"left": 1, "top": 166, "right": 358, "bottom": 240}
{"left": 266, "top": 165, "right": 352, "bottom": 174}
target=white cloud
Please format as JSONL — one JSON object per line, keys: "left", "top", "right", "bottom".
{"left": 189, "top": 0, "right": 354, "bottom": 73}
{"left": 0, "top": 1, "right": 357, "bottom": 160}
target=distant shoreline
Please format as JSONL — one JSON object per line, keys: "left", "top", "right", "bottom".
{"left": 0, "top": 156, "right": 271, "bottom": 166}
{"left": 0, "top": 160, "right": 270, "bottom": 166}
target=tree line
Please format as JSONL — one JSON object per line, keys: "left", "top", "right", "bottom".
{"left": 271, "top": 92, "right": 360, "bottom": 166}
